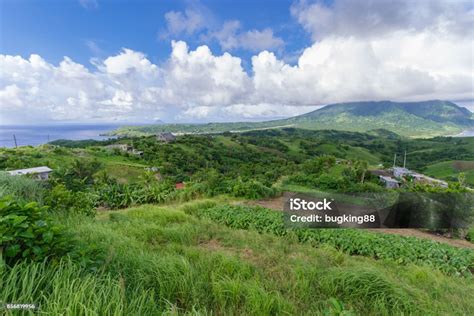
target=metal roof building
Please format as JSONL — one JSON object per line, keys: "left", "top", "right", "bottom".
{"left": 7, "top": 166, "right": 53, "bottom": 180}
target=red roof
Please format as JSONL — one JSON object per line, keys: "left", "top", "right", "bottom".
{"left": 175, "top": 182, "right": 185, "bottom": 189}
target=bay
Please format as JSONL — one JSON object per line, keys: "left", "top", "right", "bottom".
{"left": 0, "top": 124, "right": 122, "bottom": 148}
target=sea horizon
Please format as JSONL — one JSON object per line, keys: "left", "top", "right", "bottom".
{"left": 0, "top": 124, "right": 124, "bottom": 148}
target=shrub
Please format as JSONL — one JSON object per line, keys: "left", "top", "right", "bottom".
{"left": 0, "top": 197, "right": 76, "bottom": 265}
{"left": 44, "top": 184, "right": 96, "bottom": 216}
{"left": 232, "top": 179, "right": 277, "bottom": 199}
{"left": 0, "top": 172, "right": 45, "bottom": 204}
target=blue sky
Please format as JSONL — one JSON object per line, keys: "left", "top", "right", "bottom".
{"left": 1, "top": 0, "right": 308, "bottom": 68}
{"left": 0, "top": 0, "right": 473, "bottom": 124}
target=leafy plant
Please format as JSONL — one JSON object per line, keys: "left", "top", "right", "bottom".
{"left": 196, "top": 204, "right": 474, "bottom": 276}
{"left": 0, "top": 197, "right": 76, "bottom": 265}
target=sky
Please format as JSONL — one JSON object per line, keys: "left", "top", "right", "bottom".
{"left": 0, "top": 0, "right": 473, "bottom": 125}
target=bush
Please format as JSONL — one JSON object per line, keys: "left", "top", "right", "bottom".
{"left": 45, "top": 184, "right": 96, "bottom": 216}
{"left": 232, "top": 179, "right": 277, "bottom": 199}
{"left": 0, "top": 197, "right": 76, "bottom": 265}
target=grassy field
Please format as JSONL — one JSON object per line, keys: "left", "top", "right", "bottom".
{"left": 423, "top": 160, "right": 474, "bottom": 186}
{"left": 2, "top": 199, "right": 473, "bottom": 315}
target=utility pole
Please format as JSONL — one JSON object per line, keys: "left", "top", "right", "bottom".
{"left": 403, "top": 150, "right": 407, "bottom": 169}
{"left": 47, "top": 134, "right": 50, "bottom": 143}
{"left": 393, "top": 153, "right": 397, "bottom": 168}
{"left": 13, "top": 134, "right": 17, "bottom": 148}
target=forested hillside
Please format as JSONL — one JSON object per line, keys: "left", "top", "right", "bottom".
{"left": 1, "top": 128, "right": 473, "bottom": 314}
{"left": 108, "top": 100, "right": 474, "bottom": 138}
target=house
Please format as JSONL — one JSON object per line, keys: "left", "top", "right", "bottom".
{"left": 175, "top": 182, "right": 185, "bottom": 189}
{"left": 379, "top": 175, "right": 400, "bottom": 189}
{"left": 393, "top": 167, "right": 410, "bottom": 178}
{"left": 156, "top": 132, "right": 176, "bottom": 143}
{"left": 7, "top": 166, "right": 53, "bottom": 180}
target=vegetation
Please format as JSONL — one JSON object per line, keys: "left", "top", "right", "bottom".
{"left": 2, "top": 201, "right": 473, "bottom": 315}
{"left": 1, "top": 127, "right": 473, "bottom": 314}
{"left": 192, "top": 204, "right": 474, "bottom": 276}
{"left": 107, "top": 100, "right": 474, "bottom": 138}
{"left": 0, "top": 198, "right": 76, "bottom": 265}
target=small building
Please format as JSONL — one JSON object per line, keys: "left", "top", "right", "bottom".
{"left": 175, "top": 182, "right": 185, "bottom": 189}
{"left": 379, "top": 176, "right": 400, "bottom": 189}
{"left": 7, "top": 166, "right": 53, "bottom": 180}
{"left": 156, "top": 132, "right": 176, "bottom": 143}
{"left": 393, "top": 167, "right": 410, "bottom": 178}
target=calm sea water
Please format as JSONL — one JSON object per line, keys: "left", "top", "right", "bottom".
{"left": 0, "top": 124, "right": 121, "bottom": 148}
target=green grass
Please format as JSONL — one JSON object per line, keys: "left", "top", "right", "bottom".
{"left": 423, "top": 160, "right": 474, "bottom": 186}
{"left": 2, "top": 200, "right": 473, "bottom": 315}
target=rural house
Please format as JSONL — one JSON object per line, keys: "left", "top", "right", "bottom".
{"left": 7, "top": 166, "right": 53, "bottom": 180}
{"left": 156, "top": 132, "right": 176, "bottom": 143}
{"left": 393, "top": 167, "right": 410, "bottom": 178}
{"left": 379, "top": 176, "right": 400, "bottom": 188}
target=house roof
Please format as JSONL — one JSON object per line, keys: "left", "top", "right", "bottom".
{"left": 393, "top": 167, "right": 409, "bottom": 172}
{"left": 7, "top": 166, "right": 53, "bottom": 176}
{"left": 379, "top": 176, "right": 399, "bottom": 183}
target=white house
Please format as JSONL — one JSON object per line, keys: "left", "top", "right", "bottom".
{"left": 393, "top": 167, "right": 410, "bottom": 178}
{"left": 7, "top": 166, "right": 53, "bottom": 180}
{"left": 379, "top": 176, "right": 400, "bottom": 189}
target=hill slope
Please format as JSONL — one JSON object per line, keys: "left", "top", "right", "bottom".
{"left": 108, "top": 100, "right": 473, "bottom": 137}
{"left": 280, "top": 100, "right": 473, "bottom": 137}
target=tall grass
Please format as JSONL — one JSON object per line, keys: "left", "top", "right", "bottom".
{"left": 0, "top": 260, "right": 159, "bottom": 315}
{"left": 0, "top": 172, "right": 45, "bottom": 204}
{"left": 3, "top": 200, "right": 474, "bottom": 315}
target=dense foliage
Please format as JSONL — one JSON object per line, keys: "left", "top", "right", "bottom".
{"left": 192, "top": 204, "right": 474, "bottom": 276}
{"left": 0, "top": 197, "right": 75, "bottom": 265}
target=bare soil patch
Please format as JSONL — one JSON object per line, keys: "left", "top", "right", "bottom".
{"left": 242, "top": 195, "right": 474, "bottom": 249}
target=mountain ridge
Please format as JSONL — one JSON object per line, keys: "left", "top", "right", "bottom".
{"left": 108, "top": 100, "right": 474, "bottom": 138}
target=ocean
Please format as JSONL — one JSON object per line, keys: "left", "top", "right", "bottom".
{"left": 0, "top": 124, "right": 121, "bottom": 148}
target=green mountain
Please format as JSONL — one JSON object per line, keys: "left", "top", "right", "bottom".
{"left": 109, "top": 100, "right": 474, "bottom": 138}
{"left": 278, "top": 100, "right": 473, "bottom": 137}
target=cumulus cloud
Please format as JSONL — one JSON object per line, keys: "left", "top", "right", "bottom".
{"left": 1, "top": 1, "right": 473, "bottom": 124}
{"left": 291, "top": 0, "right": 474, "bottom": 40}
{"left": 162, "top": 9, "right": 208, "bottom": 38}
{"left": 208, "top": 20, "right": 284, "bottom": 52}
{"left": 161, "top": 5, "right": 284, "bottom": 52}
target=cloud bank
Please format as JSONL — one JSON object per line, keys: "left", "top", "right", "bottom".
{"left": 1, "top": 0, "right": 473, "bottom": 124}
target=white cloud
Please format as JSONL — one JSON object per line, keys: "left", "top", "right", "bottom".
{"left": 161, "top": 5, "right": 284, "bottom": 52}
{"left": 291, "top": 0, "right": 473, "bottom": 40}
{"left": 209, "top": 21, "right": 284, "bottom": 52}
{"left": 162, "top": 9, "right": 207, "bottom": 37}
{"left": 79, "top": 0, "right": 98, "bottom": 10}
{"left": 1, "top": 1, "right": 473, "bottom": 124}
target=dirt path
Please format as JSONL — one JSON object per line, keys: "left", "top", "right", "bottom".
{"left": 241, "top": 195, "right": 474, "bottom": 250}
